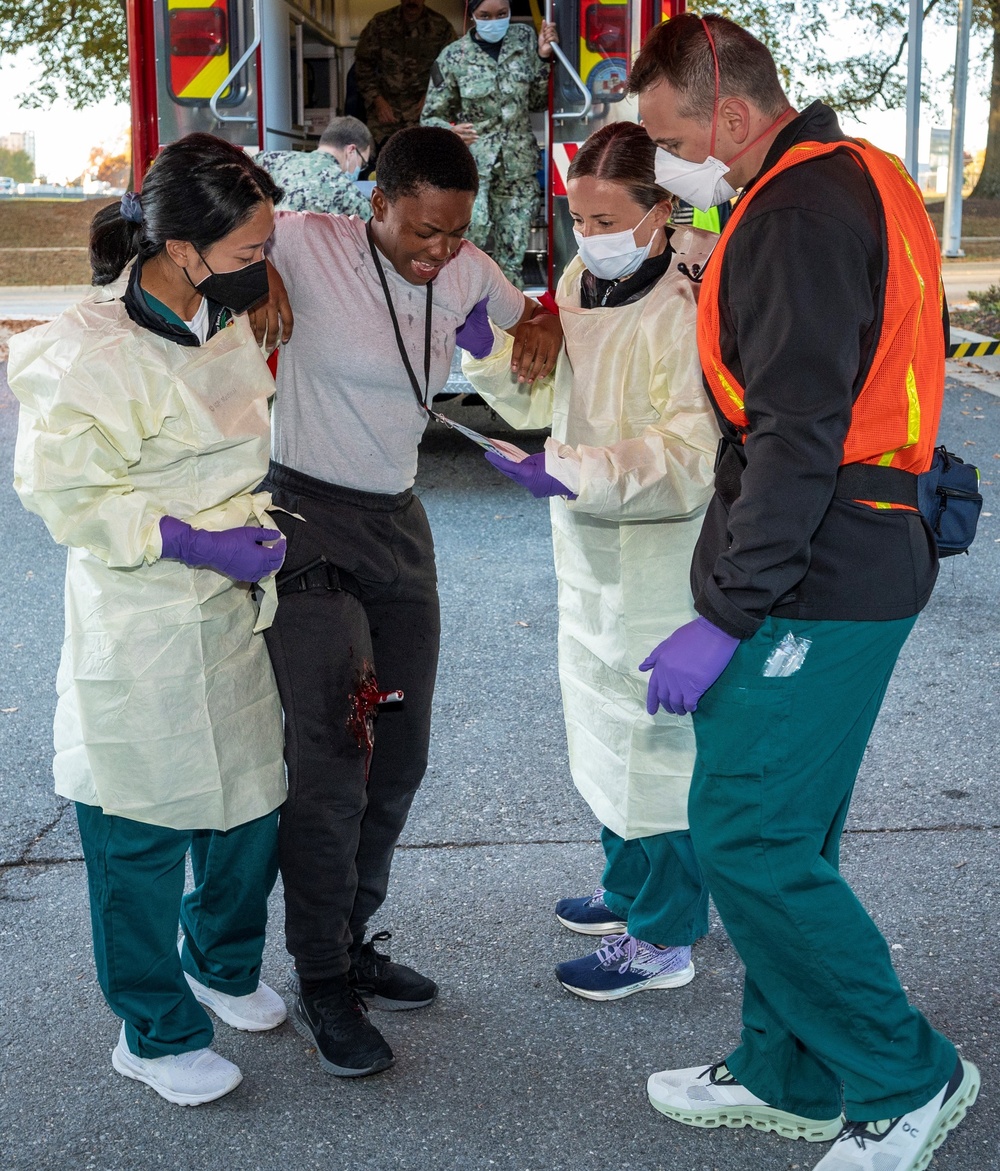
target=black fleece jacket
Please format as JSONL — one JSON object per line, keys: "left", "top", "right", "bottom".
{"left": 691, "top": 101, "right": 940, "bottom": 640}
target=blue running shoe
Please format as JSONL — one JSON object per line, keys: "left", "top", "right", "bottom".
{"left": 554, "top": 886, "right": 627, "bottom": 936}
{"left": 556, "top": 933, "right": 695, "bottom": 1001}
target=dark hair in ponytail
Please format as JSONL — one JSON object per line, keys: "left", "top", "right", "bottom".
{"left": 89, "top": 132, "right": 284, "bottom": 286}
{"left": 566, "top": 122, "right": 675, "bottom": 214}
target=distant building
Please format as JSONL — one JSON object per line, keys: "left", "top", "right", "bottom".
{"left": 927, "top": 127, "right": 950, "bottom": 194}
{"left": 0, "top": 131, "right": 37, "bottom": 162}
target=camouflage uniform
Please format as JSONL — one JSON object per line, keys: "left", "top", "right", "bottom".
{"left": 255, "top": 150, "right": 372, "bottom": 219}
{"left": 422, "top": 24, "right": 549, "bottom": 287}
{"left": 354, "top": 6, "right": 456, "bottom": 144}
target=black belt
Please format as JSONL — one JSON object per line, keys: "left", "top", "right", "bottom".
{"left": 275, "top": 556, "right": 361, "bottom": 599}
{"left": 716, "top": 436, "right": 919, "bottom": 508}
{"left": 833, "top": 463, "right": 918, "bottom": 508}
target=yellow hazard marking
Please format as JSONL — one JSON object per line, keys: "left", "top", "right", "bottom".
{"left": 179, "top": 55, "right": 232, "bottom": 101}
{"left": 169, "top": 0, "right": 231, "bottom": 101}
{"left": 948, "top": 339, "right": 1000, "bottom": 358}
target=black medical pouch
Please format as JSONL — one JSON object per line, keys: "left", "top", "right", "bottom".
{"left": 916, "top": 446, "right": 983, "bottom": 557}
{"left": 835, "top": 445, "right": 982, "bottom": 557}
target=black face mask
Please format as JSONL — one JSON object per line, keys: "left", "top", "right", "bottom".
{"left": 188, "top": 253, "right": 269, "bottom": 315}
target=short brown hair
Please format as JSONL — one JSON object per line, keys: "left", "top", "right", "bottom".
{"left": 628, "top": 13, "right": 787, "bottom": 122}
{"left": 319, "top": 116, "right": 374, "bottom": 154}
{"left": 567, "top": 122, "right": 674, "bottom": 213}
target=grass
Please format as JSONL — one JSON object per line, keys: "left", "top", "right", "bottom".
{"left": 2, "top": 195, "right": 1000, "bottom": 283}
{"left": 0, "top": 198, "right": 114, "bottom": 285}
{"left": 0, "top": 251, "right": 92, "bottom": 286}
{"left": 950, "top": 283, "right": 1000, "bottom": 337}
{"left": 926, "top": 198, "right": 1000, "bottom": 261}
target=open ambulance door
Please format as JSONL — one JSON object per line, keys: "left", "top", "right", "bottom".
{"left": 542, "top": 0, "right": 685, "bottom": 290}
{"left": 128, "top": 0, "right": 342, "bottom": 180}
{"left": 128, "top": 0, "right": 685, "bottom": 290}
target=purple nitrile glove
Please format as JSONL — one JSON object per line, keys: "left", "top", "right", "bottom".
{"left": 455, "top": 297, "right": 494, "bottom": 359}
{"left": 484, "top": 450, "right": 577, "bottom": 499}
{"left": 159, "top": 516, "right": 286, "bottom": 583}
{"left": 639, "top": 616, "right": 741, "bottom": 716}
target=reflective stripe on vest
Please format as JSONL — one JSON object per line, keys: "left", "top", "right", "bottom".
{"left": 696, "top": 139, "right": 945, "bottom": 504}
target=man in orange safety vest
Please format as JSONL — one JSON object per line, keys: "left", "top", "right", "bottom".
{"left": 629, "top": 14, "right": 979, "bottom": 1171}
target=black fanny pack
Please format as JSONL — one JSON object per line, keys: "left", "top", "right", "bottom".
{"left": 834, "top": 447, "right": 983, "bottom": 557}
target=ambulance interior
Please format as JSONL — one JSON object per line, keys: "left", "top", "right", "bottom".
{"left": 151, "top": 0, "right": 656, "bottom": 287}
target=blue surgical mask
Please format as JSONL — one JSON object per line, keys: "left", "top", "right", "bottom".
{"left": 475, "top": 16, "right": 510, "bottom": 42}
{"left": 346, "top": 166, "right": 362, "bottom": 183}
{"left": 573, "top": 207, "right": 657, "bottom": 282}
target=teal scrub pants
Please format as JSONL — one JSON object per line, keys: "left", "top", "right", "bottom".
{"left": 599, "top": 826, "right": 709, "bottom": 947}
{"left": 76, "top": 803, "right": 279, "bottom": 1059}
{"left": 689, "top": 616, "right": 957, "bottom": 1122}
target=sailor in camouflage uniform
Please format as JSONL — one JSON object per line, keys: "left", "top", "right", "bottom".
{"left": 421, "top": 0, "right": 556, "bottom": 287}
{"left": 354, "top": 0, "right": 457, "bottom": 145}
{"left": 256, "top": 117, "right": 374, "bottom": 218}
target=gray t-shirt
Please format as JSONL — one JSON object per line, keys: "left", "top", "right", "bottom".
{"left": 268, "top": 212, "right": 525, "bottom": 493}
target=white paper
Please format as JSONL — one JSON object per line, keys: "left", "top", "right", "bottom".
{"left": 431, "top": 412, "right": 529, "bottom": 462}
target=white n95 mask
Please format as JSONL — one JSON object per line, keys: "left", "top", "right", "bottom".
{"left": 573, "top": 207, "right": 656, "bottom": 282}
{"left": 654, "top": 148, "right": 736, "bottom": 213}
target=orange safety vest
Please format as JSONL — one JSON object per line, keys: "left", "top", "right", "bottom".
{"left": 697, "top": 139, "right": 945, "bottom": 508}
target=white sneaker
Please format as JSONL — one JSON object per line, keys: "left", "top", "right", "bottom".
{"left": 648, "top": 1061, "right": 843, "bottom": 1142}
{"left": 111, "top": 1024, "right": 242, "bottom": 1106}
{"left": 184, "top": 971, "right": 287, "bottom": 1031}
{"left": 812, "top": 1058, "right": 980, "bottom": 1171}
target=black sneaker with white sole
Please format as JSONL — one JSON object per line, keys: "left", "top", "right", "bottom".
{"left": 349, "top": 931, "right": 438, "bottom": 1011}
{"left": 290, "top": 979, "right": 395, "bottom": 1078}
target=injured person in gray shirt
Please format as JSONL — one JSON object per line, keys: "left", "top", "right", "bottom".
{"left": 255, "top": 126, "right": 562, "bottom": 1081}
{"left": 267, "top": 208, "right": 526, "bottom": 492}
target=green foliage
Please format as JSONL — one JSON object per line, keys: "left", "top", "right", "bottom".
{"left": 0, "top": 148, "right": 35, "bottom": 182}
{"left": 712, "top": 2, "right": 833, "bottom": 107}
{"left": 0, "top": 0, "right": 995, "bottom": 129}
{"left": 0, "top": 0, "right": 128, "bottom": 109}
{"left": 723, "top": 0, "right": 991, "bottom": 117}
{"left": 970, "top": 282, "right": 1000, "bottom": 312}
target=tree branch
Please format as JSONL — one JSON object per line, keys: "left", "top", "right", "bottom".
{"left": 828, "top": 0, "right": 943, "bottom": 113}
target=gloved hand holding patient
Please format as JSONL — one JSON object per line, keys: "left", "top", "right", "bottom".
{"left": 456, "top": 295, "right": 562, "bottom": 382}
{"left": 484, "top": 450, "right": 576, "bottom": 499}
{"left": 159, "top": 516, "right": 286, "bottom": 582}
{"left": 455, "top": 297, "right": 495, "bottom": 359}
{"left": 640, "top": 616, "right": 740, "bottom": 715}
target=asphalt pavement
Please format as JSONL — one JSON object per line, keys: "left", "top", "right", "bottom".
{"left": 942, "top": 260, "right": 1000, "bottom": 308}
{"left": 1, "top": 349, "right": 998, "bottom": 1171}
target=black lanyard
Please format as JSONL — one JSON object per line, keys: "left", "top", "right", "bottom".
{"left": 367, "top": 224, "right": 433, "bottom": 412}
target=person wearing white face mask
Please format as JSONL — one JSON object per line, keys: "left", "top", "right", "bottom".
{"left": 421, "top": 0, "right": 557, "bottom": 286}
{"left": 460, "top": 121, "right": 719, "bottom": 1002}
{"left": 628, "top": 14, "right": 978, "bottom": 1171}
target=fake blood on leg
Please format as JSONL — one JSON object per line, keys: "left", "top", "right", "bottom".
{"left": 347, "top": 663, "right": 403, "bottom": 781}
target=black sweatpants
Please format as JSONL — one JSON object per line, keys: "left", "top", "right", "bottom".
{"left": 263, "top": 462, "right": 440, "bottom": 982}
